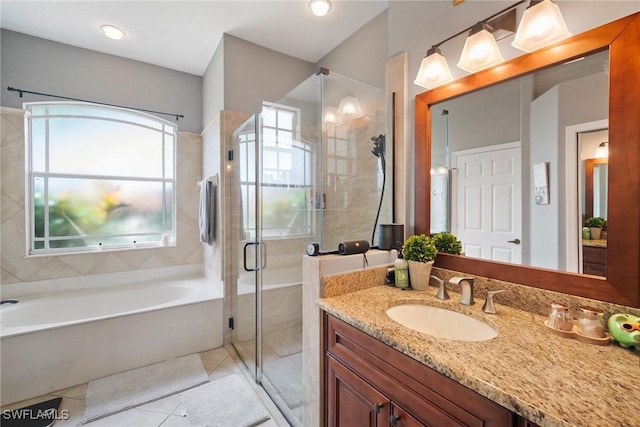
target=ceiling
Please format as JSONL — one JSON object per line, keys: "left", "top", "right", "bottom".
{"left": 0, "top": 0, "right": 389, "bottom": 76}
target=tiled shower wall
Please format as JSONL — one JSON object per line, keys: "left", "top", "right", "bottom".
{"left": 321, "top": 100, "right": 393, "bottom": 251}
{"left": 1, "top": 107, "right": 203, "bottom": 286}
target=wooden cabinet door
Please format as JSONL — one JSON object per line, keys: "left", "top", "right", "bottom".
{"left": 327, "top": 355, "right": 391, "bottom": 427}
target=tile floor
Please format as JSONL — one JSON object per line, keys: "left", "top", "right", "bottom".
{"left": 1, "top": 346, "right": 289, "bottom": 427}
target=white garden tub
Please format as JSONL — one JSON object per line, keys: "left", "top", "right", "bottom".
{"left": 0, "top": 271, "right": 223, "bottom": 405}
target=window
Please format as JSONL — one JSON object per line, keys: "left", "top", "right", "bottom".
{"left": 239, "top": 103, "right": 313, "bottom": 237}
{"left": 25, "top": 102, "right": 176, "bottom": 255}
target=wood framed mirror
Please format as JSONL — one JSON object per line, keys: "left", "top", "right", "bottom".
{"left": 415, "top": 13, "right": 639, "bottom": 307}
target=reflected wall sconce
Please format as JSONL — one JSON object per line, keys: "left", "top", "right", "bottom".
{"left": 414, "top": 0, "right": 571, "bottom": 89}
{"left": 512, "top": 0, "right": 571, "bottom": 52}
{"left": 594, "top": 142, "right": 609, "bottom": 158}
{"left": 337, "top": 96, "right": 363, "bottom": 120}
{"left": 309, "top": 0, "right": 332, "bottom": 17}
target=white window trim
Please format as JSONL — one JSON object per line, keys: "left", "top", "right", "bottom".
{"left": 24, "top": 101, "right": 177, "bottom": 256}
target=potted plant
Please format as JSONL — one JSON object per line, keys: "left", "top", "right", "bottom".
{"left": 585, "top": 217, "right": 606, "bottom": 240}
{"left": 402, "top": 234, "right": 437, "bottom": 290}
{"left": 431, "top": 232, "right": 463, "bottom": 255}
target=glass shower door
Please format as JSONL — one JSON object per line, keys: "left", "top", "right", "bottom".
{"left": 230, "top": 115, "right": 259, "bottom": 380}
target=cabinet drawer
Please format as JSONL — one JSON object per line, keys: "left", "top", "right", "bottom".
{"left": 325, "top": 313, "right": 514, "bottom": 427}
{"left": 583, "top": 246, "right": 606, "bottom": 263}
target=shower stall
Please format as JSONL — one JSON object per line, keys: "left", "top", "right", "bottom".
{"left": 225, "top": 70, "right": 393, "bottom": 426}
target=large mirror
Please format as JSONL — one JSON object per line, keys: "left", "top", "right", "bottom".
{"left": 415, "top": 13, "right": 640, "bottom": 307}
{"left": 430, "top": 50, "right": 609, "bottom": 275}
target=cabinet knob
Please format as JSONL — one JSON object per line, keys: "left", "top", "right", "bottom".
{"left": 373, "top": 403, "right": 384, "bottom": 413}
{"left": 390, "top": 414, "right": 401, "bottom": 426}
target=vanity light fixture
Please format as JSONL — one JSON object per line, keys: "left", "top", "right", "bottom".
{"left": 309, "top": 0, "right": 332, "bottom": 17}
{"left": 594, "top": 142, "right": 609, "bottom": 158}
{"left": 413, "top": 0, "right": 573, "bottom": 88}
{"left": 100, "top": 24, "right": 126, "bottom": 40}
{"left": 337, "top": 96, "right": 363, "bottom": 121}
{"left": 414, "top": 46, "right": 454, "bottom": 89}
{"left": 457, "top": 22, "right": 505, "bottom": 73}
{"left": 512, "top": 0, "right": 571, "bottom": 52}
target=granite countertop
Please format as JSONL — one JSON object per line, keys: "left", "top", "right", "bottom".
{"left": 319, "top": 285, "right": 640, "bottom": 427}
{"left": 581, "top": 239, "right": 607, "bottom": 248}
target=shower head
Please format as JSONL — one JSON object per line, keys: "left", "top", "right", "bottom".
{"left": 371, "top": 134, "right": 385, "bottom": 158}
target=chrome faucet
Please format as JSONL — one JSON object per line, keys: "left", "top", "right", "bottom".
{"left": 1, "top": 299, "right": 18, "bottom": 305}
{"left": 449, "top": 277, "right": 474, "bottom": 305}
{"left": 430, "top": 275, "right": 450, "bottom": 300}
{"left": 482, "top": 290, "right": 507, "bottom": 314}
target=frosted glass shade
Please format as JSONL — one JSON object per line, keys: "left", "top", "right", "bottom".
{"left": 594, "top": 142, "right": 608, "bottom": 158}
{"left": 337, "top": 96, "right": 363, "bottom": 120}
{"left": 512, "top": 0, "right": 571, "bottom": 52}
{"left": 457, "top": 29, "right": 504, "bottom": 73}
{"left": 322, "top": 106, "right": 339, "bottom": 124}
{"left": 414, "top": 49, "right": 454, "bottom": 89}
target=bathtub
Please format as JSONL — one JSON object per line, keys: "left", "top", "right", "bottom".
{"left": 1, "top": 271, "right": 223, "bottom": 405}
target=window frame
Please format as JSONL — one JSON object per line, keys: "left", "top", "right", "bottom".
{"left": 24, "top": 101, "right": 177, "bottom": 256}
{"left": 239, "top": 102, "right": 314, "bottom": 239}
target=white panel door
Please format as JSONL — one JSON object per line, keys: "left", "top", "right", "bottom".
{"left": 452, "top": 142, "right": 522, "bottom": 263}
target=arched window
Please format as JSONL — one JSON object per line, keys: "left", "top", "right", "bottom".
{"left": 25, "top": 102, "right": 176, "bottom": 255}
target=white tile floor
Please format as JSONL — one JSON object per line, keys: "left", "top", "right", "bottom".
{"left": 1, "top": 346, "right": 289, "bottom": 427}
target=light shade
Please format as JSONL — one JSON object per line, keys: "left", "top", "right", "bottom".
{"left": 337, "top": 96, "right": 363, "bottom": 120}
{"left": 512, "top": 0, "right": 571, "bottom": 52}
{"left": 309, "top": 0, "right": 332, "bottom": 17}
{"left": 414, "top": 46, "right": 454, "bottom": 89}
{"left": 100, "top": 24, "right": 126, "bottom": 40}
{"left": 594, "top": 142, "right": 608, "bottom": 158}
{"left": 457, "top": 24, "right": 504, "bottom": 73}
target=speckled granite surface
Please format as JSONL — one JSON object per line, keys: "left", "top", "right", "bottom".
{"left": 582, "top": 239, "right": 607, "bottom": 248}
{"left": 319, "top": 283, "right": 640, "bottom": 427}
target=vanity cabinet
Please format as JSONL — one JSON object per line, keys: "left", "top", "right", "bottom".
{"left": 324, "top": 313, "right": 539, "bottom": 427}
{"left": 582, "top": 245, "right": 607, "bottom": 277}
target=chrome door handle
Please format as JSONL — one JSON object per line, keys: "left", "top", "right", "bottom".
{"left": 508, "top": 238, "right": 521, "bottom": 245}
{"left": 243, "top": 242, "right": 259, "bottom": 271}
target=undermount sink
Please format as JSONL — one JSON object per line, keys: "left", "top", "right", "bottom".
{"left": 386, "top": 304, "right": 498, "bottom": 342}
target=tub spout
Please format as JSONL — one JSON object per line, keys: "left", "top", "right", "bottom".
{"left": 1, "top": 299, "right": 18, "bottom": 304}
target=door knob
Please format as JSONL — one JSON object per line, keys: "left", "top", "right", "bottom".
{"left": 390, "top": 414, "right": 401, "bottom": 426}
{"left": 508, "top": 238, "right": 521, "bottom": 245}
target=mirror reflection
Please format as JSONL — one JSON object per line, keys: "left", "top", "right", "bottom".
{"left": 430, "top": 49, "right": 609, "bottom": 276}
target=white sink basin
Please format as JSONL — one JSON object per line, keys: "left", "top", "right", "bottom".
{"left": 386, "top": 304, "right": 497, "bottom": 342}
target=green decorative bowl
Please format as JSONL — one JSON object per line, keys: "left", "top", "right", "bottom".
{"left": 607, "top": 313, "right": 640, "bottom": 349}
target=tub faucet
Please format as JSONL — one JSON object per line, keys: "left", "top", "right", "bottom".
{"left": 449, "top": 277, "right": 474, "bottom": 305}
{"left": 1, "top": 299, "right": 18, "bottom": 305}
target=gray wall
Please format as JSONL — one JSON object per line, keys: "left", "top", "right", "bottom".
{"left": 315, "top": 10, "right": 388, "bottom": 89}
{"left": 202, "top": 41, "right": 225, "bottom": 129}
{"left": 222, "top": 34, "right": 315, "bottom": 114}
{"left": 0, "top": 30, "right": 203, "bottom": 133}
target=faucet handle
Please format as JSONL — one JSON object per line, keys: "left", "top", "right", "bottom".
{"left": 431, "top": 275, "right": 449, "bottom": 300}
{"left": 482, "top": 290, "right": 507, "bottom": 314}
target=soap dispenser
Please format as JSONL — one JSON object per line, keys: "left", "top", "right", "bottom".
{"left": 394, "top": 250, "right": 410, "bottom": 289}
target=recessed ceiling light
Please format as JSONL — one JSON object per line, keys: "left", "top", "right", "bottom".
{"left": 309, "top": 0, "right": 332, "bottom": 17}
{"left": 100, "top": 24, "right": 126, "bottom": 40}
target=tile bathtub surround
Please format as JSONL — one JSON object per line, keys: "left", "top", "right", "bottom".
{"left": 1, "top": 107, "right": 203, "bottom": 286}
{"left": 319, "top": 285, "right": 640, "bottom": 427}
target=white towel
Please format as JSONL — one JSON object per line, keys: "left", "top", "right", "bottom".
{"left": 199, "top": 177, "right": 216, "bottom": 245}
